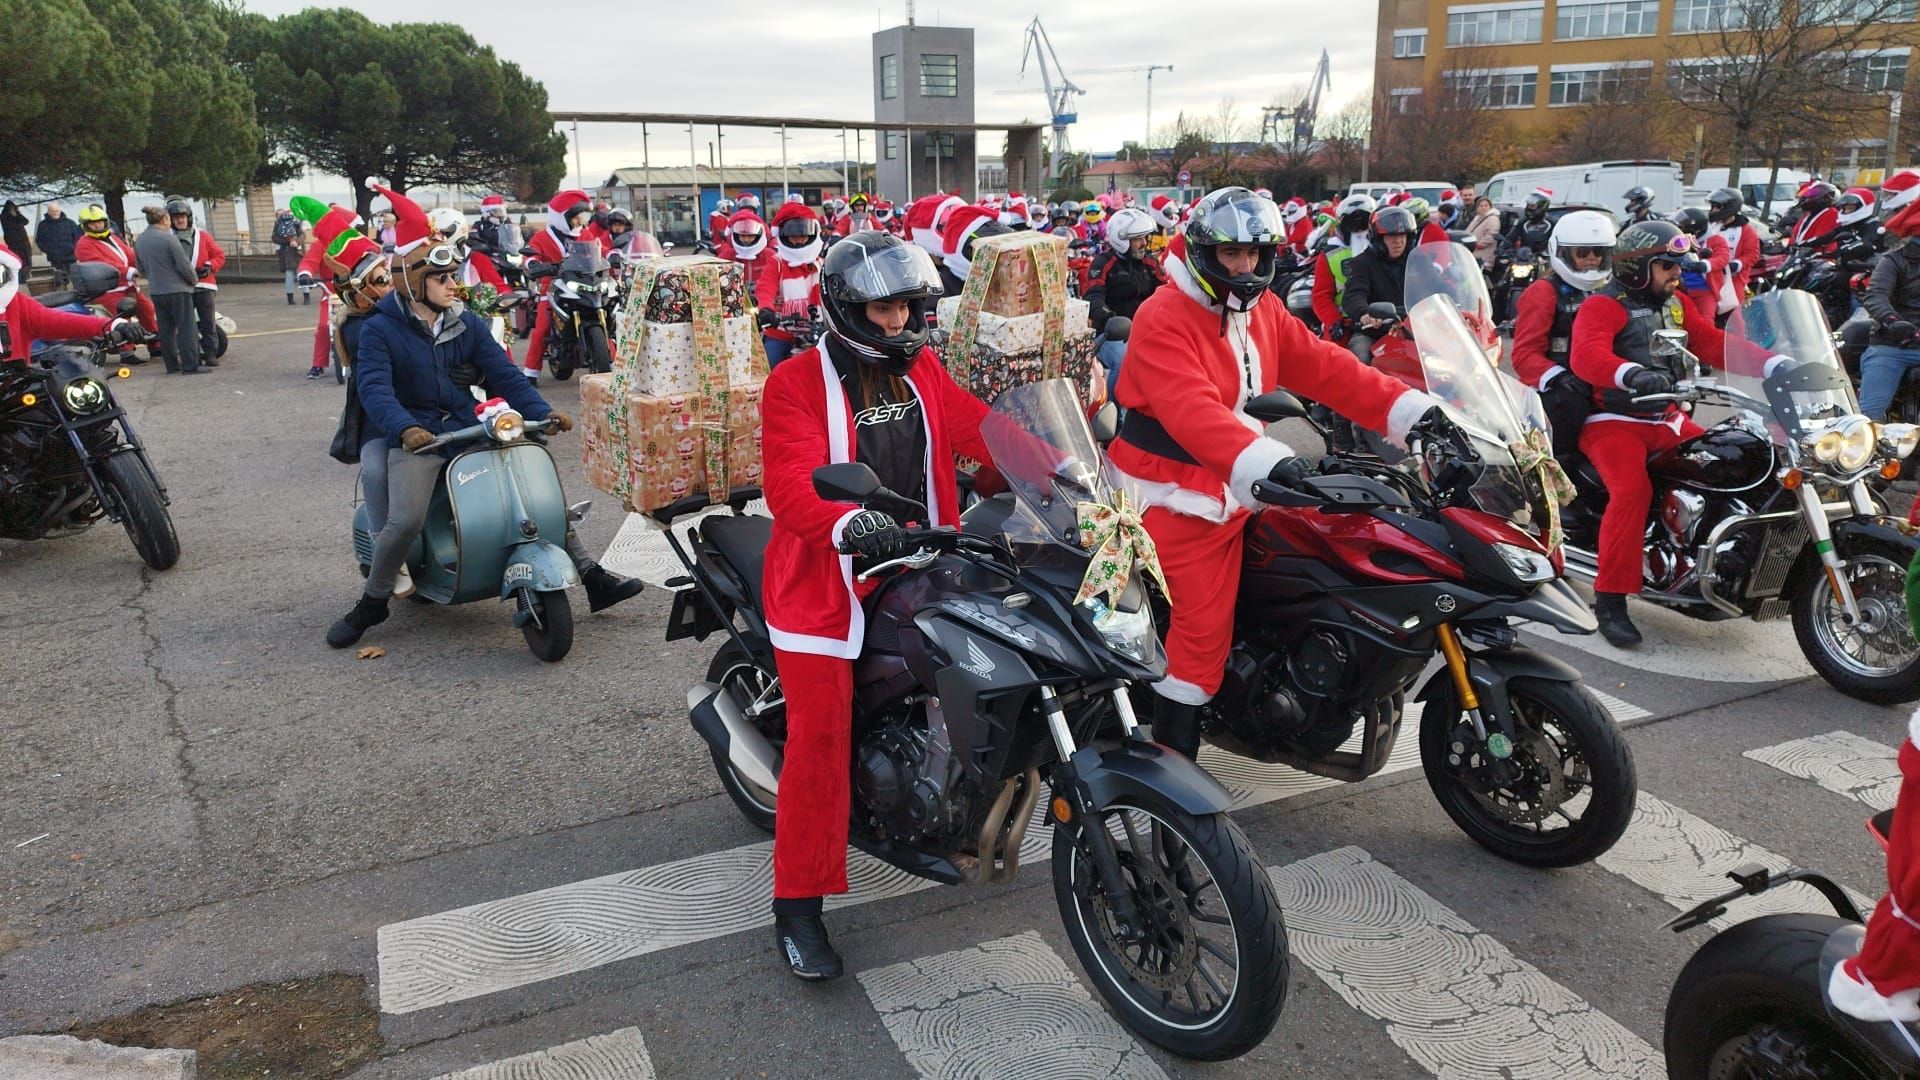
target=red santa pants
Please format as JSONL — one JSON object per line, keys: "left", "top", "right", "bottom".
{"left": 100, "top": 287, "right": 158, "bottom": 338}
{"left": 523, "top": 296, "right": 553, "bottom": 373}
{"left": 310, "top": 293, "right": 332, "bottom": 370}
{"left": 1579, "top": 415, "right": 1702, "bottom": 594}
{"left": 1143, "top": 505, "right": 1249, "bottom": 704}
{"left": 1847, "top": 737, "right": 1920, "bottom": 999}
{"left": 771, "top": 646, "right": 856, "bottom": 898}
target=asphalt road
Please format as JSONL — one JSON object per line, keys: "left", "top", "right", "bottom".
{"left": 1, "top": 282, "right": 1913, "bottom": 1078}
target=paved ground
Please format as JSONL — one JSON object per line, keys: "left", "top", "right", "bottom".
{"left": 1, "top": 283, "right": 1912, "bottom": 1078}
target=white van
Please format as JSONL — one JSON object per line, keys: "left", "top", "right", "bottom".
{"left": 1481, "top": 161, "right": 1685, "bottom": 216}
{"left": 1691, "top": 168, "right": 1811, "bottom": 216}
{"left": 1348, "top": 180, "right": 1454, "bottom": 205}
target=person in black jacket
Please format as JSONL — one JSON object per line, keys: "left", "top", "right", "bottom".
{"left": 1859, "top": 198, "right": 1920, "bottom": 419}
{"left": 1085, "top": 207, "right": 1166, "bottom": 331}
{"left": 34, "top": 204, "right": 80, "bottom": 285}
{"left": 1, "top": 202, "right": 30, "bottom": 269}
{"left": 1341, "top": 206, "right": 1416, "bottom": 365}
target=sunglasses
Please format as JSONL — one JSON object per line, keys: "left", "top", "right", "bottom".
{"left": 424, "top": 270, "right": 458, "bottom": 284}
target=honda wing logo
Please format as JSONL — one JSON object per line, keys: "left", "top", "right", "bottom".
{"left": 957, "top": 637, "right": 997, "bottom": 679}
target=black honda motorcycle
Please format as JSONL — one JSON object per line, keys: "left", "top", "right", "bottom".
{"left": 0, "top": 315, "right": 176, "bottom": 570}
{"left": 1559, "top": 290, "right": 1920, "bottom": 703}
{"left": 664, "top": 380, "right": 1289, "bottom": 1061}
{"left": 523, "top": 240, "right": 614, "bottom": 381}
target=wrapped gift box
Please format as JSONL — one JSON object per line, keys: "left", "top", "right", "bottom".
{"left": 936, "top": 296, "right": 1089, "bottom": 354}
{"left": 626, "top": 315, "right": 759, "bottom": 395}
{"left": 971, "top": 231, "right": 1069, "bottom": 317}
{"left": 579, "top": 373, "right": 628, "bottom": 498}
{"left": 959, "top": 331, "right": 1100, "bottom": 408}
{"left": 639, "top": 256, "right": 748, "bottom": 323}
{"left": 623, "top": 381, "right": 764, "bottom": 513}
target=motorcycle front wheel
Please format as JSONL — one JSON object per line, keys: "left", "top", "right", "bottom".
{"left": 1419, "top": 675, "right": 1636, "bottom": 867}
{"left": 1793, "top": 537, "right": 1920, "bottom": 704}
{"left": 101, "top": 449, "right": 179, "bottom": 571}
{"left": 582, "top": 322, "right": 612, "bottom": 375}
{"left": 1663, "top": 913, "right": 1886, "bottom": 1080}
{"left": 519, "top": 588, "right": 573, "bottom": 662}
{"left": 550, "top": 330, "right": 576, "bottom": 382}
{"left": 1052, "top": 791, "right": 1287, "bottom": 1061}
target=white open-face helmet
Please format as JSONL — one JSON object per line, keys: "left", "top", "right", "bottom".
{"left": 428, "top": 207, "right": 466, "bottom": 239}
{"left": 1105, "top": 207, "right": 1156, "bottom": 255}
{"left": 1548, "top": 209, "right": 1617, "bottom": 292}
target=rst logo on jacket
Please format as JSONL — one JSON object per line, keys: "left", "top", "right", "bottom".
{"left": 853, "top": 400, "right": 919, "bottom": 426}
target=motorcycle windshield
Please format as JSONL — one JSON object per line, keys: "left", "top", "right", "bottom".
{"left": 1718, "top": 289, "right": 1857, "bottom": 442}
{"left": 559, "top": 241, "right": 609, "bottom": 279}
{"left": 1405, "top": 241, "right": 1498, "bottom": 350}
{"left": 977, "top": 379, "right": 1113, "bottom": 551}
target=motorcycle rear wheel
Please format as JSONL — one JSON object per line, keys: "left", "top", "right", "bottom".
{"left": 520, "top": 588, "right": 573, "bottom": 662}
{"left": 1419, "top": 675, "right": 1635, "bottom": 867}
{"left": 1793, "top": 538, "right": 1920, "bottom": 704}
{"left": 706, "top": 641, "right": 780, "bottom": 832}
{"left": 1664, "top": 913, "right": 1885, "bottom": 1080}
{"left": 1052, "top": 792, "right": 1288, "bottom": 1061}
{"left": 101, "top": 449, "right": 179, "bottom": 571}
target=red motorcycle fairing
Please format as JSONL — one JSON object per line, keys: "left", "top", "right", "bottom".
{"left": 1246, "top": 503, "right": 1465, "bottom": 584}
{"left": 1441, "top": 504, "right": 1564, "bottom": 578}
{"left": 1370, "top": 329, "right": 1426, "bottom": 392}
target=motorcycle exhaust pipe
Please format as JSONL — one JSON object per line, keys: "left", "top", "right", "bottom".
{"left": 687, "top": 682, "right": 781, "bottom": 794}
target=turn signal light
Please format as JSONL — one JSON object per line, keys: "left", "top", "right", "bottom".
{"left": 1779, "top": 468, "right": 1804, "bottom": 490}
{"left": 1886, "top": 460, "right": 1904, "bottom": 480}
{"left": 1050, "top": 796, "right": 1074, "bottom": 824}
{"left": 116, "top": 367, "right": 131, "bottom": 379}
{"left": 19, "top": 393, "right": 35, "bottom": 407}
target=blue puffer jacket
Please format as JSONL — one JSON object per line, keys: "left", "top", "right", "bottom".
{"left": 355, "top": 291, "right": 551, "bottom": 440}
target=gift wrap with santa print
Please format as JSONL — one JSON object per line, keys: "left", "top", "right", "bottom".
{"left": 978, "top": 233, "right": 1058, "bottom": 317}
{"left": 578, "top": 373, "right": 628, "bottom": 498}
{"left": 935, "top": 296, "right": 1089, "bottom": 354}
{"left": 630, "top": 316, "right": 759, "bottom": 396}
{"left": 622, "top": 381, "right": 765, "bottom": 512}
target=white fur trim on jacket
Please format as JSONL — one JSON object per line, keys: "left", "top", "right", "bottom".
{"left": 1229, "top": 437, "right": 1295, "bottom": 511}
{"left": 1830, "top": 958, "right": 1920, "bottom": 1022}
{"left": 1613, "top": 362, "right": 1641, "bottom": 391}
{"left": 1151, "top": 674, "right": 1213, "bottom": 706}
{"left": 1385, "top": 389, "right": 1440, "bottom": 447}
{"left": 1108, "top": 462, "right": 1236, "bottom": 524}
{"left": 1908, "top": 704, "right": 1920, "bottom": 747}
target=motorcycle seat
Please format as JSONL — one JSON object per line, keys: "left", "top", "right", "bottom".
{"left": 702, "top": 514, "right": 770, "bottom": 609}
{"left": 35, "top": 290, "right": 79, "bottom": 309}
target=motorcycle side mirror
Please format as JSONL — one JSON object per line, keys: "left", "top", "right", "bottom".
{"left": 1650, "top": 329, "right": 1688, "bottom": 357}
{"left": 1448, "top": 230, "right": 1478, "bottom": 249}
{"left": 662, "top": 241, "right": 675, "bottom": 253}
{"left": 813, "top": 462, "right": 883, "bottom": 503}
{"left": 1245, "top": 389, "right": 1312, "bottom": 425}
{"left": 1090, "top": 401, "right": 1119, "bottom": 444}
{"left": 115, "top": 297, "right": 138, "bottom": 316}
{"left": 1104, "top": 315, "right": 1131, "bottom": 343}
{"left": 1367, "top": 301, "right": 1401, "bottom": 321}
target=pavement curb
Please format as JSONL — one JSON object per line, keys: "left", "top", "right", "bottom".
{"left": 0, "top": 1034, "right": 194, "bottom": 1079}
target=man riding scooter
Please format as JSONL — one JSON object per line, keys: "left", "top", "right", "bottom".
{"left": 326, "top": 188, "right": 643, "bottom": 648}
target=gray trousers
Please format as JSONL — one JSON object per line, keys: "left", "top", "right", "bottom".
{"left": 364, "top": 445, "right": 596, "bottom": 599}
{"left": 152, "top": 292, "right": 201, "bottom": 373}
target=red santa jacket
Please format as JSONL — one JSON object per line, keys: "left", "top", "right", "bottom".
{"left": 1286, "top": 217, "right": 1313, "bottom": 257}
{"left": 1793, "top": 207, "right": 1841, "bottom": 251}
{"left": 1714, "top": 220, "right": 1762, "bottom": 306}
{"left": 460, "top": 251, "right": 507, "bottom": 290}
{"left": 1110, "top": 259, "right": 1432, "bottom": 522}
{"left": 759, "top": 343, "right": 993, "bottom": 658}
{"left": 1570, "top": 290, "right": 1749, "bottom": 424}
{"left": 526, "top": 224, "right": 579, "bottom": 296}
{"left": 1420, "top": 220, "right": 1450, "bottom": 247}
{"left": 298, "top": 238, "right": 329, "bottom": 281}
{"left": 6, "top": 292, "right": 110, "bottom": 360}
{"left": 1687, "top": 233, "right": 1733, "bottom": 315}
{"left": 1310, "top": 248, "right": 1342, "bottom": 332}
{"left": 755, "top": 256, "right": 821, "bottom": 343}
{"left": 187, "top": 228, "right": 227, "bottom": 289}
{"left": 1510, "top": 276, "right": 1577, "bottom": 389}
{"left": 832, "top": 212, "right": 876, "bottom": 237}
{"left": 75, "top": 233, "right": 140, "bottom": 289}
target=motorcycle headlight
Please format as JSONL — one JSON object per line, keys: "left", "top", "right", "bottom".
{"left": 1510, "top": 264, "right": 1531, "bottom": 280}
{"left": 1837, "top": 416, "right": 1876, "bottom": 473}
{"left": 1811, "top": 427, "right": 1844, "bottom": 464}
{"left": 1881, "top": 422, "right": 1920, "bottom": 460}
{"left": 61, "top": 377, "right": 107, "bottom": 413}
{"left": 1492, "top": 542, "right": 1557, "bottom": 584}
{"left": 486, "top": 409, "right": 525, "bottom": 442}
{"left": 1081, "top": 576, "right": 1157, "bottom": 662}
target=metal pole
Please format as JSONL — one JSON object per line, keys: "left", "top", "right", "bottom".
{"left": 856, "top": 129, "right": 864, "bottom": 193}
{"left": 1890, "top": 92, "right": 1904, "bottom": 173}
{"left": 1145, "top": 70, "right": 1154, "bottom": 149}
{"left": 906, "top": 129, "right": 914, "bottom": 197}
{"left": 933, "top": 134, "right": 941, "bottom": 194}
{"left": 642, "top": 122, "right": 655, "bottom": 234}
{"left": 842, "top": 128, "right": 850, "bottom": 199}
{"left": 689, "top": 123, "right": 700, "bottom": 241}
{"left": 781, "top": 123, "right": 790, "bottom": 200}
{"left": 572, "top": 120, "right": 584, "bottom": 192}
{"left": 716, "top": 125, "right": 725, "bottom": 208}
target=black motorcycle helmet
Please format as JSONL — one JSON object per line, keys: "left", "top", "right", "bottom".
{"left": 777, "top": 213, "right": 821, "bottom": 249}
{"left": 818, "top": 230, "right": 942, "bottom": 375}
{"left": 1668, "top": 206, "right": 1708, "bottom": 238}
{"left": 605, "top": 208, "right": 632, "bottom": 234}
{"left": 1797, "top": 180, "right": 1839, "bottom": 215}
{"left": 1624, "top": 186, "right": 1655, "bottom": 216}
{"left": 1523, "top": 191, "right": 1551, "bottom": 221}
{"left": 66, "top": 261, "right": 121, "bottom": 302}
{"left": 1613, "top": 220, "right": 1693, "bottom": 294}
{"left": 164, "top": 196, "right": 192, "bottom": 224}
{"left": 1181, "top": 186, "right": 1284, "bottom": 311}
{"left": 1370, "top": 206, "right": 1417, "bottom": 260}
{"left": 1707, "top": 187, "right": 1744, "bottom": 225}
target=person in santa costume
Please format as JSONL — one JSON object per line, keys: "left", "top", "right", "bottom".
{"left": 521, "top": 189, "right": 596, "bottom": 383}
{"left": 757, "top": 201, "right": 825, "bottom": 367}
{"left": 1703, "top": 186, "right": 1762, "bottom": 318}
{"left": 1111, "top": 187, "right": 1445, "bottom": 755}
{"left": 74, "top": 204, "right": 159, "bottom": 364}
{"left": 1280, "top": 197, "right": 1311, "bottom": 257}
{"left": 935, "top": 204, "right": 1009, "bottom": 297}
{"left": 1830, "top": 694, "right": 1920, "bottom": 1033}
{"left": 707, "top": 198, "right": 735, "bottom": 245}
{"left": 871, "top": 199, "right": 898, "bottom": 235}
{"left": 0, "top": 243, "right": 141, "bottom": 361}
{"left": 758, "top": 230, "right": 996, "bottom": 980}
{"left": 167, "top": 198, "right": 227, "bottom": 365}
{"left": 717, "top": 208, "right": 773, "bottom": 296}
{"left": 829, "top": 193, "right": 873, "bottom": 237}
{"left": 1790, "top": 180, "right": 1843, "bottom": 251}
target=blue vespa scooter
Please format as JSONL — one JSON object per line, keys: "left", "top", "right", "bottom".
{"left": 350, "top": 405, "right": 584, "bottom": 661}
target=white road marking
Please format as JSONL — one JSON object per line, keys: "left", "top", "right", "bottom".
{"left": 378, "top": 691, "right": 1648, "bottom": 1013}
{"left": 858, "top": 931, "right": 1169, "bottom": 1080}
{"left": 600, "top": 507, "right": 767, "bottom": 589}
{"left": 1595, "top": 791, "right": 1871, "bottom": 928}
{"left": 429, "top": 1027, "right": 655, "bottom": 1080}
{"left": 1526, "top": 584, "right": 1811, "bottom": 685}
{"left": 1270, "top": 846, "right": 1663, "bottom": 1079}
{"left": 1744, "top": 730, "right": 1901, "bottom": 811}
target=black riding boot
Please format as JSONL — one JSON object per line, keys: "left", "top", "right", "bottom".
{"left": 580, "top": 561, "right": 644, "bottom": 613}
{"left": 1593, "top": 591, "right": 1642, "bottom": 648}
{"left": 326, "top": 593, "right": 389, "bottom": 648}
{"left": 1153, "top": 699, "right": 1202, "bottom": 761}
{"left": 772, "top": 897, "right": 843, "bottom": 981}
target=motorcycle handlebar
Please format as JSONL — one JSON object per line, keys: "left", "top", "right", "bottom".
{"left": 410, "top": 416, "right": 558, "bottom": 454}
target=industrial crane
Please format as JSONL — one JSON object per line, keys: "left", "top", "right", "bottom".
{"left": 1079, "top": 63, "right": 1175, "bottom": 149}
{"left": 1261, "top": 49, "right": 1332, "bottom": 147}
{"left": 1015, "top": 17, "right": 1084, "bottom": 181}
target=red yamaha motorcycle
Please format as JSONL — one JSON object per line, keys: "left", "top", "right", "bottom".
{"left": 1138, "top": 289, "right": 1636, "bottom": 867}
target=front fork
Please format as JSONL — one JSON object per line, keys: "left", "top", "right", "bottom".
{"left": 1435, "top": 623, "right": 1514, "bottom": 762}
{"left": 1044, "top": 685, "right": 1147, "bottom": 938}
{"left": 1796, "top": 482, "right": 1863, "bottom": 623}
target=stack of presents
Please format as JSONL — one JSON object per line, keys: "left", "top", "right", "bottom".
{"left": 580, "top": 230, "right": 1103, "bottom": 515}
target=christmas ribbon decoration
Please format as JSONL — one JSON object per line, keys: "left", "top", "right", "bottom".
{"left": 1073, "top": 491, "right": 1171, "bottom": 607}
{"left": 1509, "top": 425, "right": 1575, "bottom": 550}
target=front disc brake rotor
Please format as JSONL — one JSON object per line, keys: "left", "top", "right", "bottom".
{"left": 1088, "top": 848, "right": 1196, "bottom": 992}
{"left": 1465, "top": 723, "right": 1570, "bottom": 825}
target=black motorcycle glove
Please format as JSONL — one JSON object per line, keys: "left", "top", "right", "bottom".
{"left": 1266, "top": 456, "right": 1313, "bottom": 488}
{"left": 1886, "top": 319, "right": 1919, "bottom": 345}
{"left": 842, "top": 510, "right": 909, "bottom": 562}
{"left": 757, "top": 306, "right": 778, "bottom": 329}
{"left": 107, "top": 318, "right": 147, "bottom": 347}
{"left": 1548, "top": 369, "right": 1592, "bottom": 397}
{"left": 1624, "top": 367, "right": 1675, "bottom": 397}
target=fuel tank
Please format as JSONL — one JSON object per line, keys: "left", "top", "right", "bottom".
{"left": 1650, "top": 422, "right": 1773, "bottom": 493}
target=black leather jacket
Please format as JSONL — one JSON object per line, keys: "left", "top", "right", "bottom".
{"left": 1865, "top": 239, "right": 1920, "bottom": 346}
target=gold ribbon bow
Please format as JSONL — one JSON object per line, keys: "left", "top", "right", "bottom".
{"left": 1074, "top": 492, "right": 1171, "bottom": 607}
{"left": 1509, "top": 426, "right": 1576, "bottom": 550}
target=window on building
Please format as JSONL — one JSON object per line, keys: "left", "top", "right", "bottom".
{"left": 1847, "top": 50, "right": 1910, "bottom": 91}
{"left": 1389, "top": 87, "right": 1425, "bottom": 113}
{"left": 1666, "top": 57, "right": 1739, "bottom": 100}
{"left": 884, "top": 133, "right": 899, "bottom": 160}
{"left": 1446, "top": 4, "right": 1544, "bottom": 46}
{"left": 1444, "top": 67, "right": 1540, "bottom": 107}
{"left": 1806, "top": 0, "right": 1918, "bottom": 22}
{"left": 1549, "top": 62, "right": 1653, "bottom": 104}
{"left": 880, "top": 54, "right": 898, "bottom": 99}
{"left": 1393, "top": 29, "right": 1428, "bottom": 57}
{"left": 919, "top": 53, "right": 958, "bottom": 97}
{"left": 1672, "top": 0, "right": 1746, "bottom": 32}
{"left": 1555, "top": 0, "right": 1660, "bottom": 38}
{"left": 924, "top": 132, "right": 955, "bottom": 158}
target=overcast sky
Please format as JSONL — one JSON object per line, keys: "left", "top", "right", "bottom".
{"left": 241, "top": 0, "right": 1376, "bottom": 195}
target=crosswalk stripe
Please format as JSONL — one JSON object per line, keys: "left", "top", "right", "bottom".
{"left": 1744, "top": 730, "right": 1900, "bottom": 811}
{"left": 428, "top": 1026, "right": 655, "bottom": 1080}
{"left": 1595, "top": 791, "right": 1872, "bottom": 928}
{"left": 1270, "top": 846, "right": 1664, "bottom": 1079}
{"left": 377, "top": 690, "right": 1648, "bottom": 1014}
{"left": 857, "top": 930, "right": 1169, "bottom": 1080}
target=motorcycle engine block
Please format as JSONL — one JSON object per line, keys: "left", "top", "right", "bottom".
{"left": 853, "top": 723, "right": 971, "bottom": 845}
